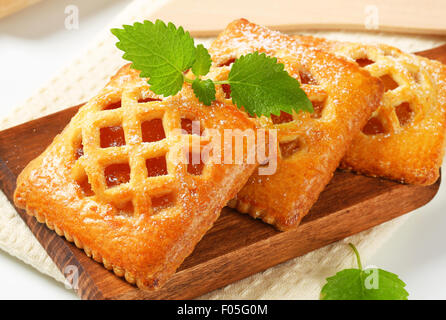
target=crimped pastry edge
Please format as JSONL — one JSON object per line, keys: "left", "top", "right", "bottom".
{"left": 339, "top": 162, "right": 440, "bottom": 186}
{"left": 227, "top": 198, "right": 293, "bottom": 231}
{"left": 22, "top": 205, "right": 158, "bottom": 291}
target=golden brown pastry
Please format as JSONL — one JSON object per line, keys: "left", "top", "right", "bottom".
{"left": 14, "top": 64, "right": 258, "bottom": 290}
{"left": 209, "top": 19, "right": 383, "bottom": 230}
{"left": 293, "top": 35, "right": 446, "bottom": 185}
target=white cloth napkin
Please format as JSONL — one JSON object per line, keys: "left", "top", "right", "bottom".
{"left": 0, "top": 0, "right": 444, "bottom": 299}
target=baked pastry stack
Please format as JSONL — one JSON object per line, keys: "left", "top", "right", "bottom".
{"left": 13, "top": 19, "right": 446, "bottom": 289}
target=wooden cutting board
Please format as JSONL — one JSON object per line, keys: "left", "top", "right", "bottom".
{"left": 150, "top": 0, "right": 446, "bottom": 36}
{"left": 0, "top": 45, "right": 444, "bottom": 300}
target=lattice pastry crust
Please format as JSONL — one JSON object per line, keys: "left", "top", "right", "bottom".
{"left": 209, "top": 19, "right": 383, "bottom": 231}
{"left": 14, "top": 64, "right": 257, "bottom": 290}
{"left": 293, "top": 35, "right": 446, "bottom": 185}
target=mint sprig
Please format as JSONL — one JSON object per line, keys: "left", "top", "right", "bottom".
{"left": 112, "top": 20, "right": 312, "bottom": 117}
{"left": 111, "top": 20, "right": 196, "bottom": 96}
{"left": 320, "top": 243, "right": 409, "bottom": 300}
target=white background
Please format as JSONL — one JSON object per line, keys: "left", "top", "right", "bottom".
{"left": 0, "top": 0, "right": 445, "bottom": 300}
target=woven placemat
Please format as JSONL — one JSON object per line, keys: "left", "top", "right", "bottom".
{"left": 1, "top": 0, "right": 444, "bottom": 299}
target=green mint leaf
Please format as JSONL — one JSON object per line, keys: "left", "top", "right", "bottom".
{"left": 320, "top": 244, "right": 409, "bottom": 300}
{"left": 321, "top": 269, "right": 409, "bottom": 300}
{"left": 192, "top": 78, "right": 216, "bottom": 106}
{"left": 111, "top": 20, "right": 196, "bottom": 96}
{"left": 321, "top": 269, "right": 363, "bottom": 300}
{"left": 228, "top": 52, "right": 313, "bottom": 117}
{"left": 192, "top": 44, "right": 212, "bottom": 76}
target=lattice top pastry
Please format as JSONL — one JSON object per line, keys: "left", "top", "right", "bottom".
{"left": 14, "top": 64, "right": 257, "bottom": 289}
{"left": 293, "top": 35, "right": 446, "bottom": 185}
{"left": 209, "top": 19, "right": 383, "bottom": 230}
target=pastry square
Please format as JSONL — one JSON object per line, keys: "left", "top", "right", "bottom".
{"left": 293, "top": 36, "right": 446, "bottom": 185}
{"left": 209, "top": 19, "right": 383, "bottom": 230}
{"left": 14, "top": 64, "right": 257, "bottom": 289}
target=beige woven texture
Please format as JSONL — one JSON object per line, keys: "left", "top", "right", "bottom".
{"left": 0, "top": 0, "right": 444, "bottom": 299}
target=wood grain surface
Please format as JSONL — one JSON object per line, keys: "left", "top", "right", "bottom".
{"left": 0, "top": 45, "right": 443, "bottom": 300}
